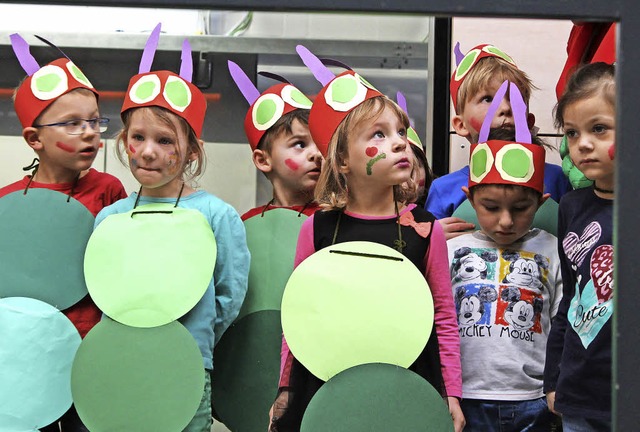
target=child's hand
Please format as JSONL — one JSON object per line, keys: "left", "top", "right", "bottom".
{"left": 268, "top": 390, "right": 290, "bottom": 431}
{"left": 546, "top": 391, "right": 560, "bottom": 415}
{"left": 439, "top": 217, "right": 476, "bottom": 240}
{"left": 447, "top": 396, "right": 466, "bottom": 432}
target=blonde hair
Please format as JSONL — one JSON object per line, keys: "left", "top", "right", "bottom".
{"left": 457, "top": 57, "right": 535, "bottom": 114}
{"left": 315, "top": 96, "right": 417, "bottom": 210}
{"left": 116, "top": 106, "right": 206, "bottom": 184}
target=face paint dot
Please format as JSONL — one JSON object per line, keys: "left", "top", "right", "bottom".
{"left": 285, "top": 159, "right": 299, "bottom": 171}
{"left": 365, "top": 147, "right": 378, "bottom": 157}
{"left": 55, "top": 142, "right": 75, "bottom": 153}
{"left": 469, "top": 117, "right": 483, "bottom": 134}
{"left": 608, "top": 143, "right": 615, "bottom": 160}
{"left": 128, "top": 144, "right": 136, "bottom": 154}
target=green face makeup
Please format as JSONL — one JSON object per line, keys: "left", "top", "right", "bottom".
{"left": 366, "top": 152, "right": 387, "bottom": 175}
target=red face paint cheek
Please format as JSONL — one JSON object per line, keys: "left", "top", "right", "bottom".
{"left": 55, "top": 142, "right": 75, "bottom": 153}
{"left": 469, "top": 117, "right": 483, "bottom": 134}
{"left": 608, "top": 143, "right": 615, "bottom": 160}
{"left": 365, "top": 147, "right": 378, "bottom": 157}
{"left": 285, "top": 159, "right": 299, "bottom": 171}
{"left": 128, "top": 144, "right": 137, "bottom": 155}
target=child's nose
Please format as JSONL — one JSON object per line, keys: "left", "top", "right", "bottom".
{"left": 496, "top": 99, "right": 513, "bottom": 118}
{"left": 392, "top": 135, "right": 407, "bottom": 152}
{"left": 499, "top": 211, "right": 514, "bottom": 227}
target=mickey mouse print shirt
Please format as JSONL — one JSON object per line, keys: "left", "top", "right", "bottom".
{"left": 447, "top": 228, "right": 562, "bottom": 400}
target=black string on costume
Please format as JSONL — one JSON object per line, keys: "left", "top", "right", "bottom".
{"left": 21, "top": 157, "right": 80, "bottom": 202}
{"left": 259, "top": 198, "right": 314, "bottom": 217}
{"left": 131, "top": 182, "right": 185, "bottom": 217}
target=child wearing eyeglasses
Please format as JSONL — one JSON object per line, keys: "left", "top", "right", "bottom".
{"left": 0, "top": 33, "right": 126, "bottom": 432}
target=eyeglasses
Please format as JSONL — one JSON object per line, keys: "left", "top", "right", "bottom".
{"left": 33, "top": 117, "right": 110, "bottom": 135}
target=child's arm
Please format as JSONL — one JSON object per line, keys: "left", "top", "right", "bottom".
{"left": 543, "top": 208, "right": 573, "bottom": 401}
{"left": 423, "top": 221, "right": 463, "bottom": 398}
{"left": 211, "top": 205, "right": 250, "bottom": 345}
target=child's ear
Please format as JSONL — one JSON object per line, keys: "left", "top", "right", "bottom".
{"left": 338, "top": 155, "right": 350, "bottom": 174}
{"left": 452, "top": 115, "right": 472, "bottom": 140}
{"left": 23, "top": 127, "right": 43, "bottom": 151}
{"left": 252, "top": 148, "right": 272, "bottom": 174}
{"left": 527, "top": 113, "right": 536, "bottom": 130}
{"left": 462, "top": 186, "right": 475, "bottom": 207}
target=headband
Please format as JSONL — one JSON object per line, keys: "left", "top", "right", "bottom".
{"left": 450, "top": 43, "right": 517, "bottom": 113}
{"left": 296, "top": 44, "right": 383, "bottom": 157}
{"left": 121, "top": 23, "right": 207, "bottom": 138}
{"left": 228, "top": 61, "right": 312, "bottom": 150}
{"left": 10, "top": 33, "right": 98, "bottom": 128}
{"left": 468, "top": 80, "right": 545, "bottom": 193}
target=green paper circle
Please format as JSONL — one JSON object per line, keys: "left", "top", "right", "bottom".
{"left": 32, "top": 64, "right": 68, "bottom": 100}
{"left": 130, "top": 74, "right": 161, "bottom": 104}
{"left": 0, "top": 297, "right": 81, "bottom": 430}
{"left": 71, "top": 318, "right": 204, "bottom": 432}
{"left": 471, "top": 148, "right": 489, "bottom": 178}
{"left": 164, "top": 76, "right": 191, "bottom": 111}
{"left": 256, "top": 98, "right": 278, "bottom": 125}
{"left": 455, "top": 49, "right": 481, "bottom": 81}
{"left": 452, "top": 197, "right": 559, "bottom": 237}
{"left": 84, "top": 203, "right": 216, "bottom": 328}
{"left": 211, "top": 310, "right": 282, "bottom": 432}
{"left": 238, "top": 208, "right": 307, "bottom": 320}
{"left": 501, "top": 148, "right": 530, "bottom": 178}
{"left": 332, "top": 76, "right": 358, "bottom": 104}
{"left": 67, "top": 62, "right": 92, "bottom": 88}
{"left": 301, "top": 363, "right": 453, "bottom": 432}
{"left": 0, "top": 189, "right": 94, "bottom": 309}
{"left": 281, "top": 241, "right": 433, "bottom": 381}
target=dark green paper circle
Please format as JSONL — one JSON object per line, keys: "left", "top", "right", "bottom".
{"left": 238, "top": 208, "right": 307, "bottom": 320}
{"left": 0, "top": 189, "right": 94, "bottom": 309}
{"left": 211, "top": 310, "right": 282, "bottom": 432}
{"left": 71, "top": 318, "right": 204, "bottom": 432}
{"left": 301, "top": 363, "right": 453, "bottom": 432}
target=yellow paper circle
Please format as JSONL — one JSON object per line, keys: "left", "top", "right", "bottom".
{"left": 84, "top": 203, "right": 216, "bottom": 328}
{"left": 281, "top": 241, "right": 433, "bottom": 381}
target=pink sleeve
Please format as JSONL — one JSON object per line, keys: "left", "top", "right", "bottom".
{"left": 424, "top": 221, "right": 462, "bottom": 398}
{"left": 279, "top": 215, "right": 316, "bottom": 388}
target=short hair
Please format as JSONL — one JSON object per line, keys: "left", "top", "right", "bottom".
{"left": 315, "top": 96, "right": 417, "bottom": 210}
{"left": 554, "top": 62, "right": 615, "bottom": 129}
{"left": 117, "top": 106, "right": 206, "bottom": 184}
{"left": 456, "top": 57, "right": 535, "bottom": 114}
{"left": 257, "top": 109, "right": 310, "bottom": 153}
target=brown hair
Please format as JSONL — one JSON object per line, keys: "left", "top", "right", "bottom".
{"left": 116, "top": 106, "right": 206, "bottom": 184}
{"left": 315, "top": 96, "right": 417, "bottom": 210}
{"left": 257, "top": 109, "right": 310, "bottom": 153}
{"left": 554, "top": 62, "right": 615, "bottom": 129}
{"left": 457, "top": 57, "right": 535, "bottom": 114}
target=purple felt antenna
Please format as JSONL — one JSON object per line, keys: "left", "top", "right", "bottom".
{"left": 396, "top": 91, "right": 415, "bottom": 128}
{"left": 139, "top": 23, "right": 161, "bottom": 74}
{"left": 454, "top": 42, "right": 465, "bottom": 67}
{"left": 510, "top": 82, "right": 531, "bottom": 144}
{"left": 9, "top": 33, "right": 40, "bottom": 76}
{"left": 179, "top": 39, "right": 193, "bottom": 82}
{"left": 296, "top": 44, "right": 335, "bottom": 86}
{"left": 227, "top": 60, "right": 260, "bottom": 105}
{"left": 478, "top": 80, "right": 509, "bottom": 143}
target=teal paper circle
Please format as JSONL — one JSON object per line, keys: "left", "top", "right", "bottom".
{"left": 0, "top": 189, "right": 94, "bottom": 310}
{"left": 238, "top": 208, "right": 307, "bottom": 320}
{"left": 211, "top": 310, "right": 282, "bottom": 432}
{"left": 84, "top": 203, "right": 216, "bottom": 328}
{"left": 282, "top": 241, "right": 433, "bottom": 381}
{"left": 71, "top": 318, "right": 204, "bottom": 432}
{"left": 0, "top": 297, "right": 81, "bottom": 430}
{"left": 301, "top": 363, "right": 453, "bottom": 432}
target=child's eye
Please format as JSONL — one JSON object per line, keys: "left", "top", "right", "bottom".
{"left": 482, "top": 205, "right": 498, "bottom": 212}
{"left": 593, "top": 124, "right": 608, "bottom": 134}
{"left": 373, "top": 131, "right": 385, "bottom": 139}
{"left": 398, "top": 128, "right": 406, "bottom": 137}
{"left": 132, "top": 134, "right": 144, "bottom": 141}
{"left": 565, "top": 129, "right": 578, "bottom": 139}
{"left": 293, "top": 141, "right": 306, "bottom": 149}
{"left": 480, "top": 95, "right": 493, "bottom": 103}
{"left": 159, "top": 137, "right": 174, "bottom": 145}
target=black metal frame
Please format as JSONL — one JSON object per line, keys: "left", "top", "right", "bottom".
{"left": 4, "top": 1, "right": 637, "bottom": 428}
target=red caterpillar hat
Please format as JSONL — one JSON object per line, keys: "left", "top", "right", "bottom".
{"left": 450, "top": 43, "right": 517, "bottom": 113}
{"left": 228, "top": 61, "right": 312, "bottom": 150}
{"left": 469, "top": 80, "right": 545, "bottom": 193}
{"left": 10, "top": 33, "right": 98, "bottom": 128}
{"left": 121, "top": 23, "right": 207, "bottom": 138}
{"left": 296, "top": 45, "right": 383, "bottom": 157}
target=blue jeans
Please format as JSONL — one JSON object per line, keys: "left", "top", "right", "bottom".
{"left": 562, "top": 414, "right": 611, "bottom": 432}
{"left": 461, "top": 397, "right": 559, "bottom": 432}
